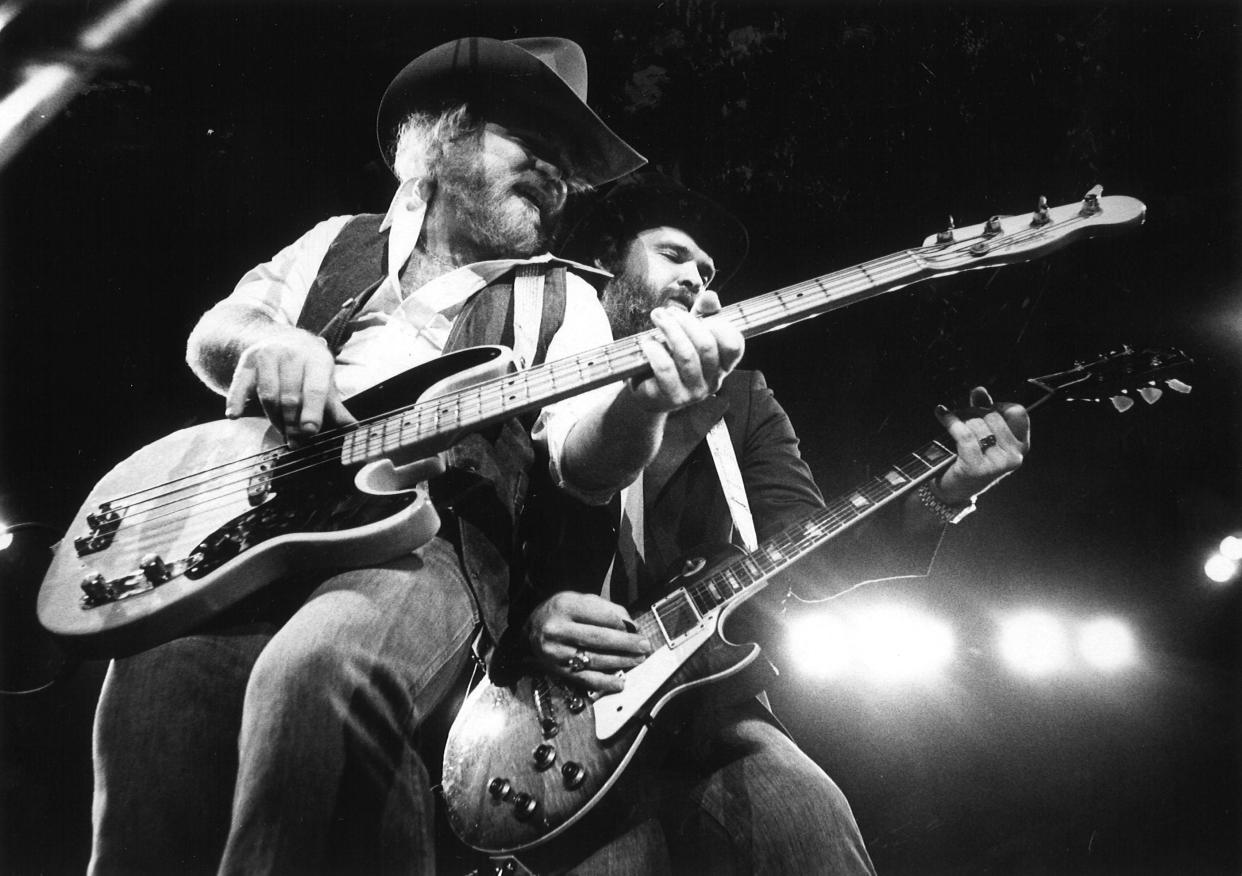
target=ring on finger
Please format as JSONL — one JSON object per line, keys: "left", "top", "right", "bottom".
{"left": 566, "top": 650, "right": 590, "bottom": 673}
{"left": 979, "top": 434, "right": 999, "bottom": 452}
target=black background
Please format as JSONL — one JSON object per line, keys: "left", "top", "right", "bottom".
{"left": 1, "top": 2, "right": 1239, "bottom": 873}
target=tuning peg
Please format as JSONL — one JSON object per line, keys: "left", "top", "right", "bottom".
{"left": 1166, "top": 378, "right": 1192, "bottom": 394}
{"left": 983, "top": 215, "right": 1004, "bottom": 237}
{"left": 1139, "top": 386, "right": 1163, "bottom": 405}
{"left": 1030, "top": 195, "right": 1051, "bottom": 227}
{"left": 1080, "top": 184, "right": 1103, "bottom": 217}
{"left": 1110, "top": 395, "right": 1135, "bottom": 412}
{"left": 936, "top": 216, "right": 955, "bottom": 243}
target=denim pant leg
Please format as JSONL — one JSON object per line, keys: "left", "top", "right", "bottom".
{"left": 669, "top": 706, "right": 877, "bottom": 876}
{"left": 219, "top": 536, "right": 479, "bottom": 876}
{"left": 89, "top": 624, "right": 274, "bottom": 875}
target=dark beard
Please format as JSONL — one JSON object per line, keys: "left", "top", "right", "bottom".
{"left": 601, "top": 269, "right": 659, "bottom": 339}
{"left": 437, "top": 140, "right": 563, "bottom": 259}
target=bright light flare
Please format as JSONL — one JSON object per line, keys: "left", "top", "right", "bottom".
{"left": 852, "top": 605, "right": 955, "bottom": 681}
{"left": 788, "top": 605, "right": 955, "bottom": 681}
{"left": 0, "top": 528, "right": 12, "bottom": 551}
{"left": 787, "top": 614, "right": 853, "bottom": 679}
{"left": 1204, "top": 552, "right": 1238, "bottom": 583}
{"left": 998, "top": 611, "right": 1071, "bottom": 676}
{"left": 1219, "top": 535, "right": 1242, "bottom": 561}
{"left": 1077, "top": 617, "right": 1137, "bottom": 672}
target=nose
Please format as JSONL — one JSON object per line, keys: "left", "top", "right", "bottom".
{"left": 530, "top": 153, "right": 563, "bottom": 181}
{"left": 677, "top": 263, "right": 705, "bottom": 293}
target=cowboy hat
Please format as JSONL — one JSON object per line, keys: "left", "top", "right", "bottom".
{"left": 376, "top": 36, "right": 645, "bottom": 187}
{"left": 559, "top": 172, "right": 749, "bottom": 289}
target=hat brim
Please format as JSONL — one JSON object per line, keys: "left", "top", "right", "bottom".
{"left": 377, "top": 38, "right": 645, "bottom": 187}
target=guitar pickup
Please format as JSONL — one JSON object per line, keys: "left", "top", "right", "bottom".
{"left": 74, "top": 504, "right": 125, "bottom": 556}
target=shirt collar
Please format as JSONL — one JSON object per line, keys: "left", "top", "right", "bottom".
{"left": 377, "top": 179, "right": 612, "bottom": 288}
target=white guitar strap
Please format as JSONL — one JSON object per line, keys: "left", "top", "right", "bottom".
{"left": 705, "top": 418, "right": 758, "bottom": 552}
{"left": 511, "top": 264, "right": 545, "bottom": 369}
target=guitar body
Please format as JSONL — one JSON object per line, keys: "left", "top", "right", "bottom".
{"left": 442, "top": 544, "right": 764, "bottom": 855}
{"left": 37, "top": 346, "right": 511, "bottom": 656}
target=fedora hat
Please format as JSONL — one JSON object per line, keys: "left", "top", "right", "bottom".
{"left": 560, "top": 172, "right": 749, "bottom": 290}
{"left": 376, "top": 36, "right": 646, "bottom": 187}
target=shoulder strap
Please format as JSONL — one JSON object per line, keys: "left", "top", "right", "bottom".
{"left": 705, "top": 418, "right": 758, "bottom": 551}
{"left": 296, "top": 214, "right": 386, "bottom": 354}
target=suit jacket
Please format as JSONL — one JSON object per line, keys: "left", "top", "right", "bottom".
{"left": 634, "top": 369, "right": 942, "bottom": 612}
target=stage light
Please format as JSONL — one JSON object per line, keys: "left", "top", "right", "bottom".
{"left": 1077, "top": 617, "right": 1137, "bottom": 672}
{"left": 787, "top": 613, "right": 853, "bottom": 678}
{"left": 998, "top": 611, "right": 1070, "bottom": 676}
{"left": 1219, "top": 535, "right": 1242, "bottom": 562}
{"left": 0, "top": 527, "right": 12, "bottom": 551}
{"left": 1204, "top": 552, "right": 1238, "bottom": 583}
{"left": 851, "top": 605, "right": 955, "bottom": 681}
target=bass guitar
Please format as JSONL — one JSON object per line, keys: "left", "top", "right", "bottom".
{"left": 440, "top": 346, "right": 1191, "bottom": 855}
{"left": 38, "top": 188, "right": 1145, "bottom": 655}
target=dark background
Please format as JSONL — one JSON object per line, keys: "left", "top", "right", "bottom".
{"left": 1, "top": 1, "right": 1239, "bottom": 873}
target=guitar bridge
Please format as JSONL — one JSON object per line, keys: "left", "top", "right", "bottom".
{"left": 79, "top": 554, "right": 198, "bottom": 608}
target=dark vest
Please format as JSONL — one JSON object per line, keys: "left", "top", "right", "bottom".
{"left": 299, "top": 214, "right": 572, "bottom": 645}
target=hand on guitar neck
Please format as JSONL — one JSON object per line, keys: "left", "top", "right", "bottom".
{"left": 926, "top": 385, "right": 1031, "bottom": 508}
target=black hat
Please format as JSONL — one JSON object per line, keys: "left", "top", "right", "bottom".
{"left": 560, "top": 172, "right": 749, "bottom": 289}
{"left": 376, "top": 37, "right": 646, "bottom": 186}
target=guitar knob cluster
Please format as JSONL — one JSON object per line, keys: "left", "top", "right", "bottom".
{"left": 532, "top": 743, "right": 557, "bottom": 770}
{"left": 561, "top": 761, "right": 587, "bottom": 790}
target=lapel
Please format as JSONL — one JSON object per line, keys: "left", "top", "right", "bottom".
{"left": 644, "top": 393, "right": 731, "bottom": 508}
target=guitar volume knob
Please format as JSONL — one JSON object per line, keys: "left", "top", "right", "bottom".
{"left": 532, "top": 743, "right": 557, "bottom": 770}
{"left": 561, "top": 761, "right": 587, "bottom": 790}
{"left": 511, "top": 791, "right": 539, "bottom": 821}
{"left": 487, "top": 777, "right": 513, "bottom": 801}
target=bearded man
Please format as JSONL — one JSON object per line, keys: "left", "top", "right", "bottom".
{"left": 519, "top": 173, "right": 1030, "bottom": 874}
{"left": 88, "top": 40, "right": 742, "bottom": 875}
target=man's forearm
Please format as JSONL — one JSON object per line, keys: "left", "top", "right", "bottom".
{"left": 560, "top": 384, "right": 668, "bottom": 494}
{"left": 186, "top": 300, "right": 297, "bottom": 395}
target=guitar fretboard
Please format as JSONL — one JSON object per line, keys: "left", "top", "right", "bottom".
{"left": 638, "top": 438, "right": 958, "bottom": 649}
{"left": 339, "top": 250, "right": 933, "bottom": 466}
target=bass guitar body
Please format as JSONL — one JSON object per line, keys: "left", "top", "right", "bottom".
{"left": 37, "top": 346, "right": 510, "bottom": 656}
{"left": 442, "top": 545, "right": 763, "bottom": 855}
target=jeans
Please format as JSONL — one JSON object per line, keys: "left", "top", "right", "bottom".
{"left": 544, "top": 700, "right": 877, "bottom": 876}
{"left": 88, "top": 536, "right": 479, "bottom": 875}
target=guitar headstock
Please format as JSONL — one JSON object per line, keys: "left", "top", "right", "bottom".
{"left": 1027, "top": 345, "right": 1193, "bottom": 412}
{"left": 916, "top": 186, "right": 1146, "bottom": 275}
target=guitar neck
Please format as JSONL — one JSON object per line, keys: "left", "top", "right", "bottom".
{"left": 634, "top": 375, "right": 1087, "bottom": 644}
{"left": 337, "top": 192, "right": 1146, "bottom": 465}
{"left": 340, "top": 251, "right": 929, "bottom": 466}
{"left": 635, "top": 437, "right": 957, "bottom": 644}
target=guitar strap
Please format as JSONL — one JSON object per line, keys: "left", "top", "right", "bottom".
{"left": 705, "top": 418, "right": 758, "bottom": 551}
{"left": 605, "top": 416, "right": 756, "bottom": 605}
{"left": 510, "top": 263, "right": 546, "bottom": 370}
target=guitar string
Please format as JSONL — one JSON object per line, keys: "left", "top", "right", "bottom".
{"left": 654, "top": 452, "right": 945, "bottom": 635}
{"left": 82, "top": 219, "right": 1093, "bottom": 543}
{"left": 644, "top": 381, "right": 1077, "bottom": 642}
{"left": 86, "top": 244, "right": 933, "bottom": 523}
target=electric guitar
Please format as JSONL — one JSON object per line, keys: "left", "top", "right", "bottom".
{"left": 439, "top": 346, "right": 1192, "bottom": 855}
{"left": 37, "top": 188, "right": 1145, "bottom": 655}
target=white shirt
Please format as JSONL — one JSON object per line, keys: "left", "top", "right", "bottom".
{"left": 222, "top": 185, "right": 624, "bottom": 502}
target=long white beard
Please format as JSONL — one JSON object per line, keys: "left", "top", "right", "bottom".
{"left": 437, "top": 144, "right": 562, "bottom": 258}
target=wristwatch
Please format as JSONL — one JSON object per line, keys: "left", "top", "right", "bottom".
{"left": 916, "top": 480, "right": 976, "bottom": 524}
